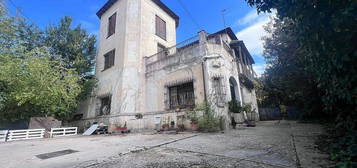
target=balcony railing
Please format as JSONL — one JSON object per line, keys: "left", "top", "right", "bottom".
{"left": 145, "top": 35, "right": 200, "bottom": 65}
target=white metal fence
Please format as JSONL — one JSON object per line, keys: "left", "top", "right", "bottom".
{"left": 0, "top": 130, "right": 8, "bottom": 142}
{"left": 50, "top": 127, "right": 77, "bottom": 138}
{"left": 7, "top": 129, "right": 45, "bottom": 141}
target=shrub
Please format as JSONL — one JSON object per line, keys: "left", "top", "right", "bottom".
{"left": 239, "top": 74, "right": 254, "bottom": 91}
{"left": 228, "top": 100, "right": 243, "bottom": 113}
{"left": 195, "top": 103, "right": 221, "bottom": 132}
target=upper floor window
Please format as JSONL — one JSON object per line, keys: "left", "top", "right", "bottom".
{"left": 108, "top": 13, "right": 116, "bottom": 38}
{"left": 157, "top": 43, "right": 167, "bottom": 59}
{"left": 155, "top": 15, "right": 166, "bottom": 40}
{"left": 104, "top": 49, "right": 115, "bottom": 70}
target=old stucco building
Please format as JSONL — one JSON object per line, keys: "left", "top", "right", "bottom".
{"left": 73, "top": 0, "right": 259, "bottom": 130}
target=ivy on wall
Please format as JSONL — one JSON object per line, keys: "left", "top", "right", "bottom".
{"left": 239, "top": 74, "right": 254, "bottom": 91}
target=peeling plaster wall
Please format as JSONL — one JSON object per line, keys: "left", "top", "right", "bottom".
{"left": 241, "top": 87, "right": 259, "bottom": 120}
{"left": 145, "top": 63, "right": 205, "bottom": 112}
{"left": 74, "top": 1, "right": 259, "bottom": 130}
{"left": 75, "top": 0, "right": 179, "bottom": 130}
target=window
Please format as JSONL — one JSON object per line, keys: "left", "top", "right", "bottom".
{"left": 108, "top": 13, "right": 116, "bottom": 37}
{"left": 155, "top": 15, "right": 166, "bottom": 40}
{"left": 157, "top": 43, "right": 167, "bottom": 59}
{"left": 104, "top": 49, "right": 115, "bottom": 70}
{"left": 99, "top": 96, "right": 111, "bottom": 116}
{"left": 169, "top": 82, "right": 195, "bottom": 109}
{"left": 215, "top": 36, "right": 221, "bottom": 45}
{"left": 213, "top": 77, "right": 225, "bottom": 105}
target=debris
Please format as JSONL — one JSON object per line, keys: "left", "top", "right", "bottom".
{"left": 83, "top": 124, "right": 99, "bottom": 135}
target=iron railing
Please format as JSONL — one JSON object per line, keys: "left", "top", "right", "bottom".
{"left": 145, "top": 35, "right": 200, "bottom": 65}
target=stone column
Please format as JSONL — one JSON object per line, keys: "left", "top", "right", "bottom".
{"left": 198, "top": 30, "right": 207, "bottom": 44}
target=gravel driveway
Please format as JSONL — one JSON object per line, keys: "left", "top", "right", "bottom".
{"left": 0, "top": 120, "right": 333, "bottom": 168}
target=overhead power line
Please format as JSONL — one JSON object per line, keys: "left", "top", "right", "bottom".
{"left": 176, "top": 0, "right": 202, "bottom": 31}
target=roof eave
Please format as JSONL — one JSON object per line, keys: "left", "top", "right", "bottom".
{"left": 96, "top": 0, "right": 180, "bottom": 27}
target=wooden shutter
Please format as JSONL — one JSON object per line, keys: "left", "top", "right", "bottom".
{"left": 108, "top": 13, "right": 116, "bottom": 37}
{"left": 110, "top": 50, "right": 115, "bottom": 67}
{"left": 155, "top": 15, "right": 166, "bottom": 40}
{"left": 104, "top": 49, "right": 115, "bottom": 70}
{"left": 104, "top": 53, "right": 110, "bottom": 70}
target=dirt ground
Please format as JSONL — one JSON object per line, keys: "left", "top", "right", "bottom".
{"left": 0, "top": 120, "right": 334, "bottom": 168}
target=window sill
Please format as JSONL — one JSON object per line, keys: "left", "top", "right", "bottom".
{"left": 101, "top": 66, "right": 114, "bottom": 72}
{"left": 169, "top": 105, "right": 195, "bottom": 111}
{"left": 96, "top": 114, "right": 111, "bottom": 118}
{"left": 107, "top": 33, "right": 114, "bottom": 39}
{"left": 156, "top": 34, "right": 167, "bottom": 41}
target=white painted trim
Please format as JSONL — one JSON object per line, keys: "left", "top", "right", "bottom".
{"left": 50, "top": 127, "right": 77, "bottom": 138}
{"left": 7, "top": 129, "right": 45, "bottom": 141}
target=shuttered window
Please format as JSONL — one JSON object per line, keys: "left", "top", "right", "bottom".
{"left": 157, "top": 43, "right": 167, "bottom": 59}
{"left": 213, "top": 77, "right": 226, "bottom": 105}
{"left": 104, "top": 49, "right": 115, "bottom": 70}
{"left": 155, "top": 15, "right": 166, "bottom": 40}
{"left": 108, "top": 13, "right": 116, "bottom": 37}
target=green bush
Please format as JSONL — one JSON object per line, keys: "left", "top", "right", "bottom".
{"left": 239, "top": 74, "right": 254, "bottom": 91}
{"left": 328, "top": 129, "right": 357, "bottom": 168}
{"left": 195, "top": 103, "right": 221, "bottom": 132}
{"left": 228, "top": 100, "right": 243, "bottom": 113}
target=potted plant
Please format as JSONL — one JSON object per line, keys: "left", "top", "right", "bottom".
{"left": 229, "top": 101, "right": 244, "bottom": 124}
{"left": 162, "top": 123, "right": 170, "bottom": 131}
{"left": 190, "top": 117, "right": 199, "bottom": 131}
{"left": 178, "top": 124, "right": 185, "bottom": 132}
{"left": 243, "top": 104, "right": 256, "bottom": 127}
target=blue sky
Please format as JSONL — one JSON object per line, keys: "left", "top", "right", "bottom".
{"left": 4, "top": 0, "right": 273, "bottom": 76}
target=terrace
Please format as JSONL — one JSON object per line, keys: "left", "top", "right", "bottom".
{"left": 144, "top": 32, "right": 236, "bottom": 75}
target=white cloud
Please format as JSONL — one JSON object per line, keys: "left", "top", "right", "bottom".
{"left": 253, "top": 64, "right": 266, "bottom": 77}
{"left": 236, "top": 13, "right": 271, "bottom": 56}
{"left": 235, "top": 10, "right": 275, "bottom": 76}
{"left": 236, "top": 10, "right": 259, "bottom": 25}
{"left": 236, "top": 10, "right": 270, "bottom": 26}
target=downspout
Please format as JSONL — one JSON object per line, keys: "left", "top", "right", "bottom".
{"left": 202, "top": 61, "right": 207, "bottom": 103}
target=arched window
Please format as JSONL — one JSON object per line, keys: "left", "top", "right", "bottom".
{"left": 229, "top": 77, "right": 239, "bottom": 103}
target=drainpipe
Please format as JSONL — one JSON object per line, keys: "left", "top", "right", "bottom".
{"left": 201, "top": 62, "right": 207, "bottom": 103}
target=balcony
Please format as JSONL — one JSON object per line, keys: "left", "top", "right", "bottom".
{"left": 145, "top": 35, "right": 201, "bottom": 74}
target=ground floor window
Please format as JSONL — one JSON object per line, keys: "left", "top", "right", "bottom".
{"left": 213, "top": 77, "right": 225, "bottom": 105}
{"left": 99, "top": 96, "right": 111, "bottom": 116}
{"left": 169, "top": 82, "right": 195, "bottom": 109}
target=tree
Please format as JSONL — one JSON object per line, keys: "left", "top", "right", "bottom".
{"left": 245, "top": 0, "right": 357, "bottom": 119}
{"left": 245, "top": 0, "right": 357, "bottom": 166}
{"left": 0, "top": 3, "right": 83, "bottom": 121}
{"left": 259, "top": 18, "right": 324, "bottom": 117}
{"left": 0, "top": 48, "right": 81, "bottom": 120}
{"left": 45, "top": 16, "right": 97, "bottom": 100}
